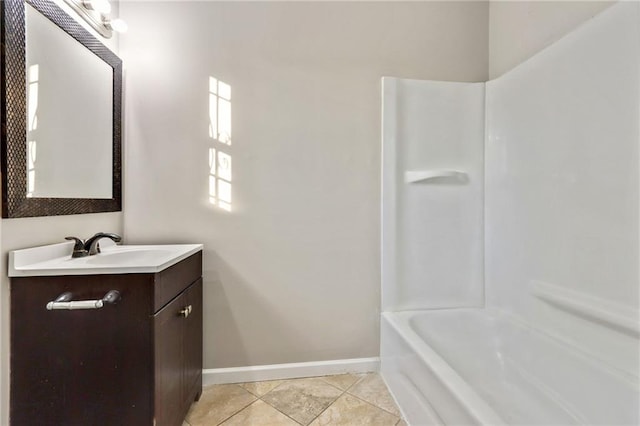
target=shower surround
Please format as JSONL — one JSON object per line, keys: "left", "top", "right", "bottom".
{"left": 381, "top": 3, "right": 640, "bottom": 425}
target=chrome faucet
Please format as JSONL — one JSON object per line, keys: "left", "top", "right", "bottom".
{"left": 65, "top": 233, "right": 122, "bottom": 258}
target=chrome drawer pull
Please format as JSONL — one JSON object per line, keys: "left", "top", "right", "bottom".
{"left": 46, "top": 290, "right": 121, "bottom": 310}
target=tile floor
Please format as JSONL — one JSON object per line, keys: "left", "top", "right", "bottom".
{"left": 184, "top": 373, "right": 406, "bottom": 426}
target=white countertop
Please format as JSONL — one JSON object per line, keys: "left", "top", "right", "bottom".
{"left": 9, "top": 242, "right": 203, "bottom": 277}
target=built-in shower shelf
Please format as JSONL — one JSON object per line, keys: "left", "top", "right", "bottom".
{"left": 404, "top": 170, "right": 468, "bottom": 184}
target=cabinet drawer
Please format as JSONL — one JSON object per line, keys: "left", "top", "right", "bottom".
{"left": 153, "top": 251, "right": 202, "bottom": 312}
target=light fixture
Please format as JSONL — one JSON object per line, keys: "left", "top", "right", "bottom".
{"left": 63, "top": 0, "right": 127, "bottom": 39}
{"left": 84, "top": 0, "right": 111, "bottom": 15}
{"left": 106, "top": 18, "right": 128, "bottom": 34}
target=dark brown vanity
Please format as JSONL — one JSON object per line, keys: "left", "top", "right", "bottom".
{"left": 10, "top": 250, "right": 203, "bottom": 426}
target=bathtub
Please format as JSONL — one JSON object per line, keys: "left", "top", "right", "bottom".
{"left": 380, "top": 309, "right": 639, "bottom": 425}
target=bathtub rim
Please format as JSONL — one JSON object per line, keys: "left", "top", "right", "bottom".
{"left": 384, "top": 307, "right": 640, "bottom": 426}
{"left": 382, "top": 310, "right": 507, "bottom": 425}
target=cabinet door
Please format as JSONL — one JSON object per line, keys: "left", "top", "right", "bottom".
{"left": 183, "top": 279, "right": 203, "bottom": 404}
{"left": 154, "top": 279, "right": 202, "bottom": 426}
{"left": 154, "top": 291, "right": 187, "bottom": 426}
{"left": 10, "top": 275, "right": 154, "bottom": 426}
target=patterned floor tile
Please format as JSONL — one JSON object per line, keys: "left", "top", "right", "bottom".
{"left": 309, "top": 393, "right": 399, "bottom": 425}
{"left": 220, "top": 399, "right": 300, "bottom": 425}
{"left": 318, "top": 373, "right": 362, "bottom": 391}
{"left": 240, "top": 379, "right": 285, "bottom": 397}
{"left": 186, "top": 384, "right": 257, "bottom": 426}
{"left": 347, "top": 374, "right": 401, "bottom": 417}
{"left": 261, "top": 377, "right": 343, "bottom": 425}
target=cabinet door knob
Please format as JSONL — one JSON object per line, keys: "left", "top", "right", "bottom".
{"left": 179, "top": 305, "right": 193, "bottom": 318}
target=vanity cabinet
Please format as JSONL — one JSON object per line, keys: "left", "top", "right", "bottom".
{"left": 10, "top": 251, "right": 203, "bottom": 426}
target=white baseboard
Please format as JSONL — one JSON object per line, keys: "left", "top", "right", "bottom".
{"left": 203, "top": 357, "right": 380, "bottom": 386}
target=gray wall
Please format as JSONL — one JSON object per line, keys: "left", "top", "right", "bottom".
{"left": 120, "top": 1, "right": 490, "bottom": 369}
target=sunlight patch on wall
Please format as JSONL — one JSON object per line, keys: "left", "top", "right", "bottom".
{"left": 208, "top": 77, "right": 232, "bottom": 211}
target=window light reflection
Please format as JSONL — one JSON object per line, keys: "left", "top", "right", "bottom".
{"left": 26, "top": 64, "right": 40, "bottom": 198}
{"left": 27, "top": 64, "right": 39, "bottom": 131}
{"left": 208, "top": 77, "right": 232, "bottom": 212}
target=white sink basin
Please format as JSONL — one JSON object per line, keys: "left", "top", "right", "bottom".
{"left": 9, "top": 242, "right": 203, "bottom": 277}
{"left": 84, "top": 248, "right": 176, "bottom": 266}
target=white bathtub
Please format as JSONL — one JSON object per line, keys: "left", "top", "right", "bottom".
{"left": 380, "top": 309, "right": 639, "bottom": 425}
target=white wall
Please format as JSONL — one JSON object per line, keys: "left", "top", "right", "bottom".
{"left": 120, "top": 1, "right": 489, "bottom": 369}
{"left": 0, "top": 2, "right": 123, "bottom": 423}
{"left": 486, "top": 2, "right": 639, "bottom": 375}
{"left": 489, "top": 1, "right": 614, "bottom": 79}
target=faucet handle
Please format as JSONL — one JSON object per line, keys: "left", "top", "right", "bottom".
{"left": 65, "top": 237, "right": 88, "bottom": 258}
{"left": 65, "top": 236, "right": 84, "bottom": 249}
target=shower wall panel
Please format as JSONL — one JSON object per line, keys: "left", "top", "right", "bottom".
{"left": 382, "top": 78, "right": 485, "bottom": 311}
{"left": 485, "top": 2, "right": 640, "bottom": 376}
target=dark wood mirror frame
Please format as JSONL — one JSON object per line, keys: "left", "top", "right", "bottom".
{"left": 0, "top": 0, "right": 121, "bottom": 218}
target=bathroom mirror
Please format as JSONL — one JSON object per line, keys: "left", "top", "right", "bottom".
{"left": 0, "top": 0, "right": 122, "bottom": 217}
